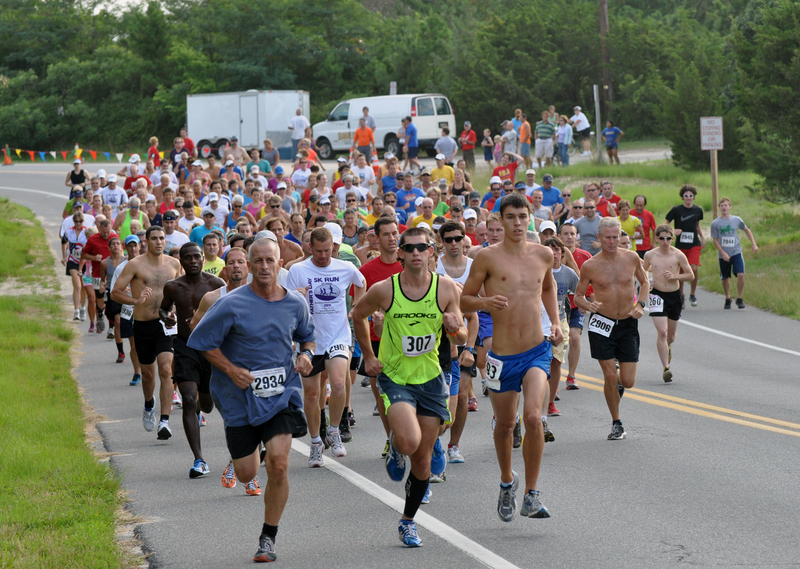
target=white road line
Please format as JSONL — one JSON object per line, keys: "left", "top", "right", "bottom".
{"left": 680, "top": 318, "right": 800, "bottom": 357}
{"left": 0, "top": 185, "right": 68, "bottom": 200}
{"left": 291, "top": 440, "right": 520, "bottom": 569}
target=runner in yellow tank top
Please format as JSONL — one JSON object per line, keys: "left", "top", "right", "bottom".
{"left": 353, "top": 227, "right": 467, "bottom": 548}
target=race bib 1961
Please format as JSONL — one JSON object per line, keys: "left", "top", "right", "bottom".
{"left": 250, "top": 367, "right": 286, "bottom": 398}
{"left": 120, "top": 304, "right": 133, "bottom": 320}
{"left": 588, "top": 314, "right": 615, "bottom": 337}
{"left": 679, "top": 231, "right": 694, "bottom": 244}
{"left": 401, "top": 334, "right": 436, "bottom": 357}
{"left": 648, "top": 294, "right": 664, "bottom": 314}
{"left": 485, "top": 354, "right": 504, "bottom": 391}
{"left": 721, "top": 236, "right": 736, "bottom": 248}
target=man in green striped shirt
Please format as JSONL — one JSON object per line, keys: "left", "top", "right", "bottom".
{"left": 534, "top": 111, "right": 556, "bottom": 168}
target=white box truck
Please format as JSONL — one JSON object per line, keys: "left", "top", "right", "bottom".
{"left": 187, "top": 90, "right": 310, "bottom": 159}
{"left": 311, "top": 94, "right": 456, "bottom": 160}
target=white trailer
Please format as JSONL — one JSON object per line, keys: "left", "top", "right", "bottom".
{"left": 187, "top": 90, "right": 310, "bottom": 159}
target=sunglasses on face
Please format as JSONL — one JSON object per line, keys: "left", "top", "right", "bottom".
{"left": 400, "top": 243, "right": 431, "bottom": 253}
{"left": 573, "top": 205, "right": 583, "bottom": 209}
{"left": 347, "top": 198, "right": 356, "bottom": 203}
{"left": 658, "top": 236, "right": 673, "bottom": 241}
{"left": 443, "top": 235, "right": 464, "bottom": 243}
{"left": 562, "top": 194, "right": 571, "bottom": 197}
{"left": 683, "top": 194, "right": 694, "bottom": 198}
{"left": 584, "top": 206, "right": 596, "bottom": 209}
{"left": 271, "top": 205, "right": 280, "bottom": 209}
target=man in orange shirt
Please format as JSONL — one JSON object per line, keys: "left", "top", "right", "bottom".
{"left": 519, "top": 114, "right": 533, "bottom": 170}
{"left": 353, "top": 118, "right": 375, "bottom": 161}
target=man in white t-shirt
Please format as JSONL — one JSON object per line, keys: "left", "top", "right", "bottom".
{"left": 248, "top": 165, "right": 269, "bottom": 190}
{"left": 285, "top": 226, "right": 365, "bottom": 467}
{"left": 501, "top": 120, "right": 518, "bottom": 154}
{"left": 350, "top": 153, "right": 376, "bottom": 190}
{"left": 162, "top": 211, "right": 190, "bottom": 253}
{"left": 523, "top": 169, "right": 542, "bottom": 197}
{"left": 178, "top": 201, "right": 199, "bottom": 233}
{"left": 100, "top": 174, "right": 129, "bottom": 218}
{"left": 291, "top": 160, "right": 311, "bottom": 190}
{"left": 568, "top": 106, "right": 592, "bottom": 156}
{"left": 288, "top": 107, "right": 311, "bottom": 157}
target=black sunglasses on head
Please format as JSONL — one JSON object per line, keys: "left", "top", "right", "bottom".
{"left": 400, "top": 243, "right": 430, "bottom": 253}
{"left": 443, "top": 235, "right": 464, "bottom": 243}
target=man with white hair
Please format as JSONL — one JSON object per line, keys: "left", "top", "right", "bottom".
{"left": 112, "top": 196, "right": 150, "bottom": 240}
{"left": 100, "top": 174, "right": 128, "bottom": 218}
{"left": 288, "top": 107, "right": 310, "bottom": 157}
{"left": 411, "top": 198, "right": 436, "bottom": 228}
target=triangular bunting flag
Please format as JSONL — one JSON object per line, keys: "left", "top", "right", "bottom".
{"left": 89, "top": 150, "right": 97, "bottom": 160}
{"left": 50, "top": 151, "right": 56, "bottom": 160}
{"left": 115, "top": 153, "right": 124, "bottom": 163}
{"left": 159, "top": 151, "right": 164, "bottom": 159}
{"left": 61, "top": 151, "right": 68, "bottom": 160}
{"left": 28, "top": 150, "right": 35, "bottom": 161}
{"left": 104, "top": 152, "right": 110, "bottom": 161}
{"left": 15, "top": 148, "right": 21, "bottom": 157}
{"left": 75, "top": 148, "right": 83, "bottom": 158}
{"left": 39, "top": 152, "right": 46, "bottom": 162}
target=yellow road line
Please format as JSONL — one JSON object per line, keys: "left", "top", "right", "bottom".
{"left": 572, "top": 373, "right": 800, "bottom": 437}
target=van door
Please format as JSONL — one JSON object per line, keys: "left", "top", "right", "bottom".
{"left": 239, "top": 94, "right": 259, "bottom": 147}
{"left": 412, "top": 96, "right": 438, "bottom": 149}
{"left": 434, "top": 96, "right": 456, "bottom": 135}
{"left": 326, "top": 102, "right": 351, "bottom": 152}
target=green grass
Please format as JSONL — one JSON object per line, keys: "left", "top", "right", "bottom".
{"left": 0, "top": 295, "right": 124, "bottom": 568}
{"left": 470, "top": 160, "right": 800, "bottom": 320}
{"left": 0, "top": 197, "right": 56, "bottom": 285}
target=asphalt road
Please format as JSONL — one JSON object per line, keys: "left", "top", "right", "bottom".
{"left": 3, "top": 161, "right": 800, "bottom": 569}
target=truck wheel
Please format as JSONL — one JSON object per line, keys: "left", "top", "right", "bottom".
{"left": 384, "top": 136, "right": 400, "bottom": 156}
{"left": 197, "top": 140, "right": 213, "bottom": 159}
{"left": 317, "top": 139, "right": 332, "bottom": 160}
{"left": 215, "top": 139, "right": 228, "bottom": 160}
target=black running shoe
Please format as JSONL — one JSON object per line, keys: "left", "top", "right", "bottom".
{"left": 339, "top": 417, "right": 352, "bottom": 443}
{"left": 724, "top": 298, "right": 732, "bottom": 309}
{"left": 321, "top": 409, "right": 330, "bottom": 449}
{"left": 512, "top": 415, "right": 522, "bottom": 448}
{"left": 736, "top": 298, "right": 745, "bottom": 309}
{"left": 618, "top": 383, "right": 625, "bottom": 399}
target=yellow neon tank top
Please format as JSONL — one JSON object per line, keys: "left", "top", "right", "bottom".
{"left": 378, "top": 272, "right": 443, "bottom": 385}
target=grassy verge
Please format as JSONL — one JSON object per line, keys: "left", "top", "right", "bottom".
{"left": 469, "top": 160, "right": 800, "bottom": 320}
{"left": 0, "top": 197, "right": 57, "bottom": 285}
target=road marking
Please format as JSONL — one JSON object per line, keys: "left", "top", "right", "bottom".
{"left": 291, "top": 440, "right": 520, "bottom": 569}
{"left": 0, "top": 185, "right": 69, "bottom": 199}
{"left": 680, "top": 318, "right": 800, "bottom": 357}
{"left": 573, "top": 373, "right": 800, "bottom": 438}
{"left": 0, "top": 170, "right": 64, "bottom": 175}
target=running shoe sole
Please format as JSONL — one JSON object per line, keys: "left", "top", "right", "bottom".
{"left": 663, "top": 369, "right": 673, "bottom": 383}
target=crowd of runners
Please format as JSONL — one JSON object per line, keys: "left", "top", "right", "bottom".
{"left": 58, "top": 117, "right": 758, "bottom": 563}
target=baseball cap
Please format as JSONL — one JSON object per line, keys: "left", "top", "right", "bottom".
{"left": 319, "top": 197, "right": 331, "bottom": 205}
{"left": 225, "top": 159, "right": 234, "bottom": 166}
{"left": 309, "top": 194, "right": 319, "bottom": 203}
{"left": 574, "top": 106, "right": 582, "bottom": 111}
{"left": 489, "top": 176, "right": 503, "bottom": 186}
{"left": 463, "top": 209, "right": 478, "bottom": 220}
{"left": 435, "top": 153, "right": 445, "bottom": 161}
{"left": 324, "top": 222, "right": 343, "bottom": 245}
{"left": 464, "top": 120, "right": 471, "bottom": 126}
{"left": 254, "top": 230, "right": 277, "bottom": 243}
{"left": 208, "top": 192, "right": 219, "bottom": 202}
{"left": 501, "top": 120, "right": 509, "bottom": 126}
{"left": 250, "top": 165, "right": 259, "bottom": 173}
{"left": 274, "top": 166, "right": 284, "bottom": 174}
{"left": 230, "top": 135, "right": 238, "bottom": 141}
{"left": 543, "top": 174, "right": 554, "bottom": 182}
{"left": 395, "top": 172, "right": 404, "bottom": 179}
{"left": 129, "top": 154, "right": 141, "bottom": 163}
{"left": 468, "top": 190, "right": 481, "bottom": 200}
{"left": 146, "top": 194, "right": 156, "bottom": 202}
{"left": 274, "top": 182, "right": 286, "bottom": 190}
{"left": 525, "top": 169, "right": 536, "bottom": 176}
{"left": 384, "top": 152, "right": 395, "bottom": 160}
{"left": 163, "top": 212, "right": 178, "bottom": 221}
{"left": 124, "top": 235, "right": 140, "bottom": 245}
{"left": 416, "top": 222, "right": 431, "bottom": 231}
{"left": 337, "top": 156, "right": 348, "bottom": 163}
{"left": 73, "top": 188, "right": 83, "bottom": 195}
{"left": 539, "top": 221, "right": 557, "bottom": 234}
{"left": 419, "top": 170, "right": 430, "bottom": 177}
{"left": 202, "top": 207, "right": 215, "bottom": 217}
{"left": 97, "top": 169, "right": 107, "bottom": 178}
{"left": 438, "top": 179, "right": 447, "bottom": 188}
{"left": 72, "top": 158, "right": 81, "bottom": 164}
{"left": 107, "top": 174, "right": 117, "bottom": 183}
{"left": 415, "top": 197, "right": 424, "bottom": 206}
{"left": 191, "top": 159, "right": 202, "bottom": 167}
{"left": 515, "top": 182, "right": 526, "bottom": 190}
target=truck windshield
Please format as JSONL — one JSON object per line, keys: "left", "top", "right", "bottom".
{"left": 330, "top": 103, "right": 350, "bottom": 121}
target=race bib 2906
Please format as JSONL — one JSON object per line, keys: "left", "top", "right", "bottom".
{"left": 588, "top": 314, "right": 615, "bottom": 337}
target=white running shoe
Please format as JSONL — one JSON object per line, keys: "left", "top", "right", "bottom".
{"left": 326, "top": 429, "right": 347, "bottom": 458}
{"left": 142, "top": 408, "right": 156, "bottom": 432}
{"left": 308, "top": 441, "right": 325, "bottom": 467}
{"left": 447, "top": 445, "right": 465, "bottom": 463}
{"left": 79, "top": 307, "right": 86, "bottom": 321}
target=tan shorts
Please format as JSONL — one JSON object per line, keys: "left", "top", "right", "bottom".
{"left": 551, "top": 318, "right": 570, "bottom": 363}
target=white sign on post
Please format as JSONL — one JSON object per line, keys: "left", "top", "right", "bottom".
{"left": 700, "top": 117, "right": 723, "bottom": 151}
{"left": 390, "top": 81, "right": 397, "bottom": 96}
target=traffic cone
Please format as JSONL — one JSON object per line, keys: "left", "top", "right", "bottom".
{"left": 372, "top": 152, "right": 379, "bottom": 177}
{"left": 3, "top": 145, "right": 12, "bottom": 166}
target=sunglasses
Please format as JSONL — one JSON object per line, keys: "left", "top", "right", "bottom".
{"left": 400, "top": 243, "right": 431, "bottom": 253}
{"left": 299, "top": 161, "right": 308, "bottom": 164}
{"left": 347, "top": 199, "right": 356, "bottom": 203}
{"left": 271, "top": 205, "right": 280, "bottom": 209}
{"left": 443, "top": 235, "right": 464, "bottom": 243}
{"left": 562, "top": 194, "right": 571, "bottom": 197}
{"left": 658, "top": 236, "right": 673, "bottom": 241}
{"left": 573, "top": 205, "right": 583, "bottom": 209}
{"left": 385, "top": 200, "right": 396, "bottom": 204}
{"left": 683, "top": 194, "right": 695, "bottom": 198}
{"left": 584, "top": 206, "right": 596, "bottom": 209}
{"left": 130, "top": 205, "right": 139, "bottom": 209}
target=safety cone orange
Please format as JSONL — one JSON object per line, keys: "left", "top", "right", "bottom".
{"left": 371, "top": 152, "right": 380, "bottom": 177}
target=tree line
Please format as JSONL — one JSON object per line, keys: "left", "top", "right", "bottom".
{"left": 0, "top": 0, "right": 797, "bottom": 200}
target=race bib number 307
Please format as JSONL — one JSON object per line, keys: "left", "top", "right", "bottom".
{"left": 485, "top": 354, "right": 504, "bottom": 391}
{"left": 588, "top": 314, "right": 615, "bottom": 337}
{"left": 250, "top": 367, "right": 286, "bottom": 398}
{"left": 401, "top": 334, "right": 435, "bottom": 357}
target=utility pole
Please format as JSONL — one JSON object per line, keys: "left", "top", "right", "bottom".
{"left": 599, "top": 0, "right": 613, "bottom": 117}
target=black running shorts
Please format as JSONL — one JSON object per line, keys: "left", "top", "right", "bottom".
{"left": 132, "top": 318, "right": 174, "bottom": 365}
{"left": 587, "top": 314, "right": 639, "bottom": 363}
{"left": 172, "top": 336, "right": 212, "bottom": 393}
{"left": 225, "top": 404, "right": 307, "bottom": 460}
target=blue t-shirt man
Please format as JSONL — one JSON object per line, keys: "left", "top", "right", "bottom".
{"left": 602, "top": 126, "right": 622, "bottom": 147}
{"left": 405, "top": 122, "right": 418, "bottom": 148}
{"left": 512, "top": 117, "right": 523, "bottom": 133}
{"left": 189, "top": 223, "right": 222, "bottom": 245}
{"left": 395, "top": 186, "right": 425, "bottom": 213}
{"left": 187, "top": 284, "right": 315, "bottom": 427}
{"left": 381, "top": 175, "right": 398, "bottom": 194}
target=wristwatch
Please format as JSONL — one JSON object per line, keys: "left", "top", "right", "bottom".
{"left": 637, "top": 300, "right": 646, "bottom": 308}
{"left": 465, "top": 346, "right": 477, "bottom": 356}
{"left": 300, "top": 349, "right": 314, "bottom": 360}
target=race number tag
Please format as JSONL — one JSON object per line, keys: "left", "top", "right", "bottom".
{"left": 92, "top": 277, "right": 101, "bottom": 288}
{"left": 635, "top": 238, "right": 643, "bottom": 246}
{"left": 120, "top": 304, "right": 133, "bottom": 320}
{"left": 721, "top": 237, "right": 736, "bottom": 248}
{"left": 588, "top": 314, "right": 615, "bottom": 337}
{"left": 679, "top": 231, "right": 694, "bottom": 244}
{"left": 327, "top": 343, "right": 350, "bottom": 358}
{"left": 401, "top": 334, "right": 436, "bottom": 357}
{"left": 161, "top": 320, "right": 178, "bottom": 337}
{"left": 485, "top": 354, "right": 504, "bottom": 391}
{"left": 250, "top": 367, "right": 286, "bottom": 398}
{"left": 648, "top": 294, "right": 664, "bottom": 314}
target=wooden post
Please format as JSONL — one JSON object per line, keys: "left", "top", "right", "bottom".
{"left": 593, "top": 84, "right": 603, "bottom": 164}
{"left": 710, "top": 149, "right": 719, "bottom": 219}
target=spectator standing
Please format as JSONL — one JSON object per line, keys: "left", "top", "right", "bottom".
{"left": 434, "top": 128, "right": 459, "bottom": 167}
{"left": 353, "top": 118, "right": 376, "bottom": 161}
{"left": 148, "top": 137, "right": 161, "bottom": 168}
{"left": 262, "top": 139, "right": 280, "bottom": 170}
{"left": 556, "top": 116, "right": 573, "bottom": 166}
{"left": 288, "top": 108, "right": 310, "bottom": 157}
{"left": 568, "top": 106, "right": 592, "bottom": 156}
{"left": 458, "top": 121, "right": 477, "bottom": 175}
{"left": 534, "top": 111, "right": 556, "bottom": 168}
{"left": 500, "top": 120, "right": 518, "bottom": 154}
{"left": 519, "top": 114, "right": 533, "bottom": 170}
{"left": 481, "top": 129, "right": 495, "bottom": 169}
{"left": 362, "top": 106, "right": 376, "bottom": 131}
{"left": 180, "top": 127, "right": 197, "bottom": 159}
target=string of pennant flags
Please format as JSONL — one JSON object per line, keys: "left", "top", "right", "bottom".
{"left": 2, "top": 146, "right": 166, "bottom": 163}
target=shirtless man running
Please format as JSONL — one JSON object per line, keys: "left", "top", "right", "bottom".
{"left": 111, "top": 225, "right": 182, "bottom": 439}
{"left": 159, "top": 242, "right": 226, "bottom": 477}
{"left": 264, "top": 217, "right": 303, "bottom": 264}
{"left": 574, "top": 217, "right": 650, "bottom": 440}
{"left": 642, "top": 224, "right": 694, "bottom": 382}
{"left": 462, "top": 193, "right": 562, "bottom": 521}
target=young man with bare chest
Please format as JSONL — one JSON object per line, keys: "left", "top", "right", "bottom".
{"left": 462, "top": 193, "right": 562, "bottom": 522}
{"left": 642, "top": 225, "right": 694, "bottom": 382}
{"left": 574, "top": 217, "right": 650, "bottom": 440}
{"left": 111, "top": 226, "right": 182, "bottom": 439}
{"left": 159, "top": 242, "right": 226, "bottom": 477}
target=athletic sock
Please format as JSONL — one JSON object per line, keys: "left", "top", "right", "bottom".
{"left": 327, "top": 426, "right": 339, "bottom": 434}
{"left": 160, "top": 415, "right": 169, "bottom": 423}
{"left": 500, "top": 480, "right": 513, "bottom": 489}
{"left": 310, "top": 435, "right": 322, "bottom": 445}
{"left": 613, "top": 419, "right": 622, "bottom": 426}
{"left": 144, "top": 398, "right": 155, "bottom": 411}
{"left": 262, "top": 523, "right": 278, "bottom": 542}
{"left": 403, "top": 473, "right": 428, "bottom": 519}
{"left": 116, "top": 342, "right": 124, "bottom": 355}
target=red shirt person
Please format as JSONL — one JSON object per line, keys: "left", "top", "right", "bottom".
{"left": 81, "top": 220, "right": 119, "bottom": 278}
{"left": 359, "top": 218, "right": 402, "bottom": 343}
{"left": 492, "top": 151, "right": 523, "bottom": 182}
{"left": 632, "top": 194, "right": 657, "bottom": 257}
